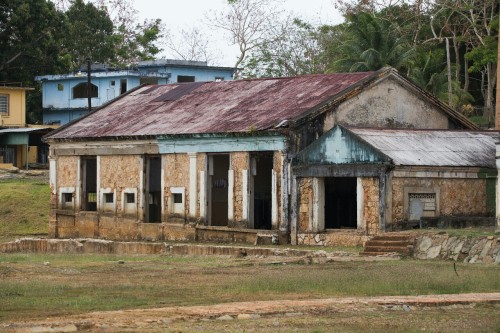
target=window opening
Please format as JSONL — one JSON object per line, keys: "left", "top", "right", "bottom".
{"left": 0, "top": 95, "right": 9, "bottom": 114}
{"left": 120, "top": 79, "right": 127, "bottom": 94}
{"left": 173, "top": 193, "right": 183, "bottom": 204}
{"left": 409, "top": 193, "right": 436, "bottom": 221}
{"left": 210, "top": 154, "right": 229, "bottom": 226}
{"left": 215, "top": 77, "right": 224, "bottom": 82}
{"left": 81, "top": 157, "right": 97, "bottom": 211}
{"left": 126, "top": 192, "right": 135, "bottom": 204}
{"left": 73, "top": 83, "right": 98, "bottom": 99}
{"left": 63, "top": 193, "right": 73, "bottom": 203}
{"left": 104, "top": 193, "right": 114, "bottom": 203}
{"left": 251, "top": 152, "right": 273, "bottom": 230}
{"left": 177, "top": 75, "right": 195, "bottom": 83}
{"left": 145, "top": 156, "right": 161, "bottom": 222}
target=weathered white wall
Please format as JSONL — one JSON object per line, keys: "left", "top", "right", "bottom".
{"left": 324, "top": 77, "right": 450, "bottom": 131}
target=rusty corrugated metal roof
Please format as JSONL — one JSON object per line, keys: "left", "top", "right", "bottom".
{"left": 45, "top": 68, "right": 478, "bottom": 141}
{"left": 46, "top": 72, "right": 378, "bottom": 139}
{"left": 348, "top": 127, "right": 498, "bottom": 168}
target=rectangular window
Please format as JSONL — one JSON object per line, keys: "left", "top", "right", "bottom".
{"left": 177, "top": 75, "right": 195, "bottom": 83}
{"left": 63, "top": 193, "right": 73, "bottom": 203}
{"left": 110, "top": 80, "right": 115, "bottom": 87}
{"left": 104, "top": 193, "right": 114, "bottom": 203}
{"left": 173, "top": 193, "right": 183, "bottom": 204}
{"left": 0, "top": 94, "right": 9, "bottom": 114}
{"left": 57, "top": 83, "right": 64, "bottom": 91}
{"left": 126, "top": 192, "right": 135, "bottom": 204}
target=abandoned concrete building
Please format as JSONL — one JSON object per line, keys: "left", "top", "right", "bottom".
{"left": 44, "top": 67, "right": 495, "bottom": 246}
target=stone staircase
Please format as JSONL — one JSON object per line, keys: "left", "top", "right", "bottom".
{"left": 361, "top": 233, "right": 416, "bottom": 256}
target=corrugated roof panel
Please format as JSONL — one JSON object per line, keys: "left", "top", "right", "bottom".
{"left": 350, "top": 128, "right": 498, "bottom": 168}
{"left": 47, "top": 72, "right": 375, "bottom": 139}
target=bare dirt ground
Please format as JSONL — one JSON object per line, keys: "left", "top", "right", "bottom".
{"left": 3, "top": 293, "right": 500, "bottom": 332}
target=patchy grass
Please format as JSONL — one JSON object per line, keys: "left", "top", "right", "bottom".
{"left": 0, "top": 179, "right": 49, "bottom": 242}
{"left": 165, "top": 304, "right": 500, "bottom": 333}
{"left": 0, "top": 253, "right": 498, "bottom": 322}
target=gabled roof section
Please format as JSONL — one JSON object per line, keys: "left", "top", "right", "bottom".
{"left": 348, "top": 127, "right": 497, "bottom": 168}
{"left": 45, "top": 68, "right": 477, "bottom": 141}
{"left": 46, "top": 71, "right": 376, "bottom": 140}
{"left": 294, "top": 126, "right": 390, "bottom": 165}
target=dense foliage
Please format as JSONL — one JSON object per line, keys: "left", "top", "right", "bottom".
{"left": 0, "top": 0, "right": 163, "bottom": 123}
{"left": 241, "top": 0, "right": 498, "bottom": 126}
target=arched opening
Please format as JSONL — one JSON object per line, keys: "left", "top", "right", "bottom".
{"left": 72, "top": 82, "right": 98, "bottom": 99}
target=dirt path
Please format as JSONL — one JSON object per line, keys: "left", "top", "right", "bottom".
{"left": 3, "top": 293, "right": 500, "bottom": 332}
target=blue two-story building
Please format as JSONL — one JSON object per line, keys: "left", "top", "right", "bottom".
{"left": 36, "top": 59, "right": 235, "bottom": 125}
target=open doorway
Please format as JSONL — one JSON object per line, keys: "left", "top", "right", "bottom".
{"left": 251, "top": 152, "right": 273, "bottom": 229}
{"left": 209, "top": 154, "right": 229, "bottom": 226}
{"left": 81, "top": 157, "right": 97, "bottom": 211}
{"left": 324, "top": 177, "right": 357, "bottom": 229}
{"left": 145, "top": 156, "right": 161, "bottom": 223}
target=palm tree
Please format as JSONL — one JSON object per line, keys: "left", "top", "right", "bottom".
{"left": 330, "top": 12, "right": 414, "bottom": 73}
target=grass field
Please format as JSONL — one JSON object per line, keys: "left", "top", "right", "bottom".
{"left": 0, "top": 178, "right": 49, "bottom": 242}
{"left": 0, "top": 253, "right": 499, "bottom": 323}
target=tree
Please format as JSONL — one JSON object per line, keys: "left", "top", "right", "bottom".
{"left": 0, "top": 0, "right": 68, "bottom": 82}
{"left": 209, "top": 0, "right": 285, "bottom": 78}
{"left": 242, "top": 18, "right": 335, "bottom": 77}
{"left": 330, "top": 12, "right": 414, "bottom": 72}
{"left": 64, "top": 0, "right": 115, "bottom": 68}
{"left": 165, "top": 27, "right": 221, "bottom": 64}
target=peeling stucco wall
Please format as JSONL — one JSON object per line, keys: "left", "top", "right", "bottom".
{"left": 329, "top": 78, "right": 450, "bottom": 130}
{"left": 230, "top": 152, "right": 249, "bottom": 227}
{"left": 391, "top": 177, "right": 488, "bottom": 225}
{"left": 100, "top": 155, "right": 141, "bottom": 215}
{"left": 56, "top": 156, "right": 78, "bottom": 195}
{"left": 362, "top": 177, "right": 380, "bottom": 234}
{"left": 273, "top": 151, "right": 283, "bottom": 228}
{"left": 163, "top": 153, "right": 190, "bottom": 222}
{"left": 297, "top": 177, "right": 313, "bottom": 232}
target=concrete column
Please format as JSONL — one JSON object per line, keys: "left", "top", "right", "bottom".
{"left": 96, "top": 156, "right": 101, "bottom": 212}
{"left": 290, "top": 176, "right": 298, "bottom": 245}
{"left": 76, "top": 158, "right": 81, "bottom": 210}
{"left": 188, "top": 153, "right": 197, "bottom": 218}
{"left": 49, "top": 157, "right": 57, "bottom": 196}
{"left": 280, "top": 158, "right": 290, "bottom": 234}
{"left": 138, "top": 157, "right": 144, "bottom": 221}
{"left": 228, "top": 169, "right": 234, "bottom": 222}
{"left": 242, "top": 169, "right": 250, "bottom": 224}
{"left": 160, "top": 155, "right": 165, "bottom": 221}
{"left": 199, "top": 170, "right": 207, "bottom": 221}
{"left": 312, "top": 177, "right": 324, "bottom": 232}
{"left": 379, "top": 172, "right": 387, "bottom": 232}
{"left": 271, "top": 169, "right": 278, "bottom": 229}
{"left": 356, "top": 178, "right": 364, "bottom": 230}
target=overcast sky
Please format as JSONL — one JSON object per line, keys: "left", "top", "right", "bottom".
{"left": 134, "top": 0, "right": 343, "bottom": 67}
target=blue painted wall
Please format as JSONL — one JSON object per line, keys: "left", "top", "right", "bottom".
{"left": 37, "top": 61, "right": 235, "bottom": 125}
{"left": 294, "top": 126, "right": 388, "bottom": 165}
{"left": 158, "top": 135, "right": 286, "bottom": 154}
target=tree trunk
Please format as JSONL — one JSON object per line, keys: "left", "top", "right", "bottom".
{"left": 446, "top": 38, "right": 453, "bottom": 107}
{"left": 464, "top": 56, "right": 470, "bottom": 93}
{"left": 453, "top": 36, "right": 460, "bottom": 84}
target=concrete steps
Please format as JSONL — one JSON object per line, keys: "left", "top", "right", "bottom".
{"left": 361, "top": 234, "right": 416, "bottom": 256}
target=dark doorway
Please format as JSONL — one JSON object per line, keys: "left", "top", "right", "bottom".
{"left": 324, "top": 177, "right": 357, "bottom": 229}
{"left": 252, "top": 152, "right": 273, "bottom": 229}
{"left": 145, "top": 156, "right": 161, "bottom": 222}
{"left": 120, "top": 79, "right": 127, "bottom": 94}
{"left": 210, "top": 154, "right": 229, "bottom": 226}
{"left": 81, "top": 157, "right": 97, "bottom": 211}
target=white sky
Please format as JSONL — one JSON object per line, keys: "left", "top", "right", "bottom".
{"left": 134, "top": 0, "right": 344, "bottom": 67}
